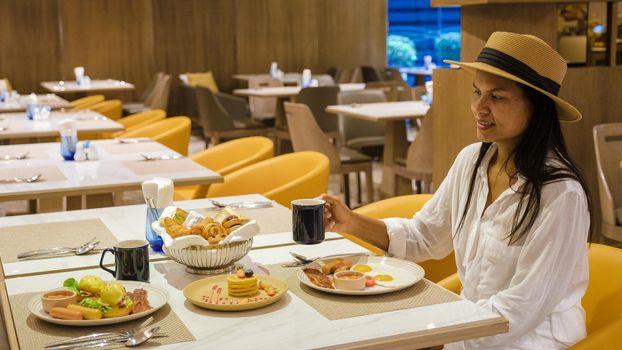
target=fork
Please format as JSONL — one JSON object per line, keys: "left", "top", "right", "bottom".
{"left": 44, "top": 316, "right": 154, "bottom": 348}
{"left": 1, "top": 152, "right": 29, "bottom": 160}
{"left": 115, "top": 137, "right": 153, "bottom": 144}
{"left": 140, "top": 154, "right": 182, "bottom": 161}
{"left": 1, "top": 174, "right": 41, "bottom": 183}
{"left": 210, "top": 199, "right": 273, "bottom": 209}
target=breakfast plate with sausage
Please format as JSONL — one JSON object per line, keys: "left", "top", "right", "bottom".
{"left": 298, "top": 256, "right": 425, "bottom": 295}
{"left": 28, "top": 276, "right": 169, "bottom": 326}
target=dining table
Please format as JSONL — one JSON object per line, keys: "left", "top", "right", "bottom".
{"left": 0, "top": 139, "right": 222, "bottom": 212}
{"left": 0, "top": 194, "right": 348, "bottom": 279}
{"left": 232, "top": 73, "right": 303, "bottom": 86}
{"left": 233, "top": 84, "right": 366, "bottom": 99}
{"left": 0, "top": 200, "right": 508, "bottom": 349}
{"left": 234, "top": 84, "right": 367, "bottom": 153}
{"left": 326, "top": 101, "right": 431, "bottom": 198}
{"left": 0, "top": 94, "right": 72, "bottom": 113}
{"left": 40, "top": 79, "right": 135, "bottom": 95}
{"left": 0, "top": 110, "right": 123, "bottom": 142}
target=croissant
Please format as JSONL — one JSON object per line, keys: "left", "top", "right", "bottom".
{"left": 163, "top": 217, "right": 191, "bottom": 238}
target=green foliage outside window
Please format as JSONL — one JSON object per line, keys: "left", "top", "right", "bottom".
{"left": 387, "top": 35, "right": 417, "bottom": 67}
{"left": 434, "top": 32, "right": 461, "bottom": 62}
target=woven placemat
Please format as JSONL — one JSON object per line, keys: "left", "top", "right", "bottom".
{"left": 196, "top": 206, "right": 292, "bottom": 235}
{"left": 122, "top": 159, "right": 205, "bottom": 175}
{"left": 3, "top": 165, "right": 66, "bottom": 182}
{"left": 99, "top": 141, "right": 167, "bottom": 155}
{"left": 0, "top": 145, "right": 49, "bottom": 159}
{"left": 9, "top": 292, "right": 195, "bottom": 349}
{"left": 266, "top": 263, "right": 460, "bottom": 320}
{"left": 0, "top": 219, "right": 117, "bottom": 263}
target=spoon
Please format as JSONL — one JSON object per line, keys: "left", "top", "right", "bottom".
{"left": 125, "top": 326, "right": 160, "bottom": 347}
{"left": 2, "top": 174, "right": 41, "bottom": 183}
{"left": 18, "top": 238, "right": 99, "bottom": 259}
{"left": 45, "top": 326, "right": 161, "bottom": 349}
{"left": 45, "top": 316, "right": 154, "bottom": 348}
{"left": 1, "top": 151, "right": 29, "bottom": 160}
{"left": 210, "top": 199, "right": 273, "bottom": 209}
{"left": 140, "top": 154, "right": 182, "bottom": 161}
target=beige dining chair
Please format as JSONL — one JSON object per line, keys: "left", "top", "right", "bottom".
{"left": 384, "top": 67, "right": 414, "bottom": 101}
{"left": 338, "top": 89, "right": 386, "bottom": 157}
{"left": 593, "top": 123, "right": 622, "bottom": 242}
{"left": 248, "top": 76, "right": 283, "bottom": 120}
{"left": 393, "top": 108, "right": 433, "bottom": 194}
{"left": 295, "top": 86, "right": 340, "bottom": 144}
{"left": 195, "top": 86, "right": 271, "bottom": 146}
{"left": 285, "top": 102, "right": 373, "bottom": 206}
{"left": 123, "top": 73, "right": 171, "bottom": 114}
{"left": 365, "top": 81, "right": 398, "bottom": 102}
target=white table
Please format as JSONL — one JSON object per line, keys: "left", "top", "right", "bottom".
{"left": 40, "top": 79, "right": 135, "bottom": 94}
{"left": 233, "top": 83, "right": 365, "bottom": 98}
{"left": 0, "top": 194, "right": 335, "bottom": 278}
{"left": 1, "top": 240, "right": 507, "bottom": 349}
{"left": 0, "top": 140, "right": 222, "bottom": 211}
{"left": 0, "top": 94, "right": 72, "bottom": 113}
{"left": 326, "top": 101, "right": 430, "bottom": 197}
{"left": 0, "top": 110, "right": 123, "bottom": 141}
{"left": 232, "top": 73, "right": 302, "bottom": 85}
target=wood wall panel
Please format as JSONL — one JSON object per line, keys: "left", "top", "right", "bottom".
{"left": 431, "top": 68, "right": 476, "bottom": 185}
{"left": 461, "top": 4, "right": 557, "bottom": 60}
{"left": 152, "top": 0, "right": 237, "bottom": 116}
{"left": 1, "top": 0, "right": 386, "bottom": 108}
{"left": 58, "top": 0, "right": 155, "bottom": 99}
{"left": 316, "top": 0, "right": 387, "bottom": 71}
{"left": 0, "top": 0, "right": 62, "bottom": 94}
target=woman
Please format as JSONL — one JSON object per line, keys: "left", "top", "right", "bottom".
{"left": 322, "top": 32, "right": 592, "bottom": 349}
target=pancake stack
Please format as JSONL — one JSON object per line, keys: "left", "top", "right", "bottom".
{"left": 227, "top": 274, "right": 258, "bottom": 297}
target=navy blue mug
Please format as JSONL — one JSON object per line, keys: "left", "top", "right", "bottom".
{"left": 100, "top": 240, "right": 150, "bottom": 282}
{"left": 292, "top": 199, "right": 325, "bottom": 245}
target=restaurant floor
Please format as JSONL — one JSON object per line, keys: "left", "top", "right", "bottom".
{"left": 0, "top": 135, "right": 384, "bottom": 216}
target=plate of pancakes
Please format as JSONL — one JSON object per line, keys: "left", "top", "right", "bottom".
{"left": 183, "top": 273, "right": 288, "bottom": 311}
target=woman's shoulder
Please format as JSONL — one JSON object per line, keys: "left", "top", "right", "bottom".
{"left": 453, "top": 142, "right": 485, "bottom": 166}
{"left": 541, "top": 176, "right": 587, "bottom": 205}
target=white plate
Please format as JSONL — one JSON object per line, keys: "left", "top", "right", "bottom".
{"left": 297, "top": 256, "right": 425, "bottom": 295}
{"left": 28, "top": 281, "right": 169, "bottom": 326}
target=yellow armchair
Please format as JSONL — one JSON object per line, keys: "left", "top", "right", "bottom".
{"left": 117, "top": 116, "right": 191, "bottom": 155}
{"left": 174, "top": 136, "right": 274, "bottom": 200}
{"left": 70, "top": 95, "right": 105, "bottom": 109}
{"left": 438, "top": 243, "right": 622, "bottom": 349}
{"left": 206, "top": 151, "right": 329, "bottom": 208}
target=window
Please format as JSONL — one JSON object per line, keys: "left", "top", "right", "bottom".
{"left": 387, "top": 0, "right": 461, "bottom": 69}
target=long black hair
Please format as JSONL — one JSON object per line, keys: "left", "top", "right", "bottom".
{"left": 456, "top": 84, "right": 592, "bottom": 244}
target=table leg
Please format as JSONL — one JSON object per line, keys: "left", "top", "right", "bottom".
{"left": 37, "top": 197, "right": 65, "bottom": 213}
{"left": 85, "top": 193, "right": 114, "bottom": 209}
{"left": 380, "top": 120, "right": 411, "bottom": 198}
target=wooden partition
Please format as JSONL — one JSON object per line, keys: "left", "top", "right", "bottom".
{"left": 0, "top": 0, "right": 386, "bottom": 107}
{"left": 431, "top": 0, "right": 622, "bottom": 240}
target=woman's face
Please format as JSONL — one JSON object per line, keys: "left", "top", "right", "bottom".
{"left": 471, "top": 71, "right": 533, "bottom": 148}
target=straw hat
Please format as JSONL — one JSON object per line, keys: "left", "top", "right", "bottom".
{"left": 445, "top": 31, "right": 581, "bottom": 122}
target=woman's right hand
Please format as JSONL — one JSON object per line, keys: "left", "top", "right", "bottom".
{"left": 321, "top": 193, "right": 355, "bottom": 233}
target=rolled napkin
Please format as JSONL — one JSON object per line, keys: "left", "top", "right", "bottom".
{"left": 74, "top": 66, "right": 85, "bottom": 85}
{"left": 141, "top": 177, "right": 174, "bottom": 208}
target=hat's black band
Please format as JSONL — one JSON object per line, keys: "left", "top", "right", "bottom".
{"left": 476, "top": 47, "right": 560, "bottom": 96}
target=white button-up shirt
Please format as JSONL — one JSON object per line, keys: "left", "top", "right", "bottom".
{"left": 383, "top": 143, "right": 589, "bottom": 349}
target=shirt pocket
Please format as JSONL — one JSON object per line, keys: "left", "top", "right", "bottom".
{"left": 478, "top": 233, "right": 523, "bottom": 295}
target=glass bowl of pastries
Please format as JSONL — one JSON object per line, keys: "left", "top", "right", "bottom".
{"left": 152, "top": 206, "right": 259, "bottom": 274}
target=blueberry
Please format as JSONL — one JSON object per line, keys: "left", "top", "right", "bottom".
{"left": 245, "top": 269, "right": 254, "bottom": 277}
